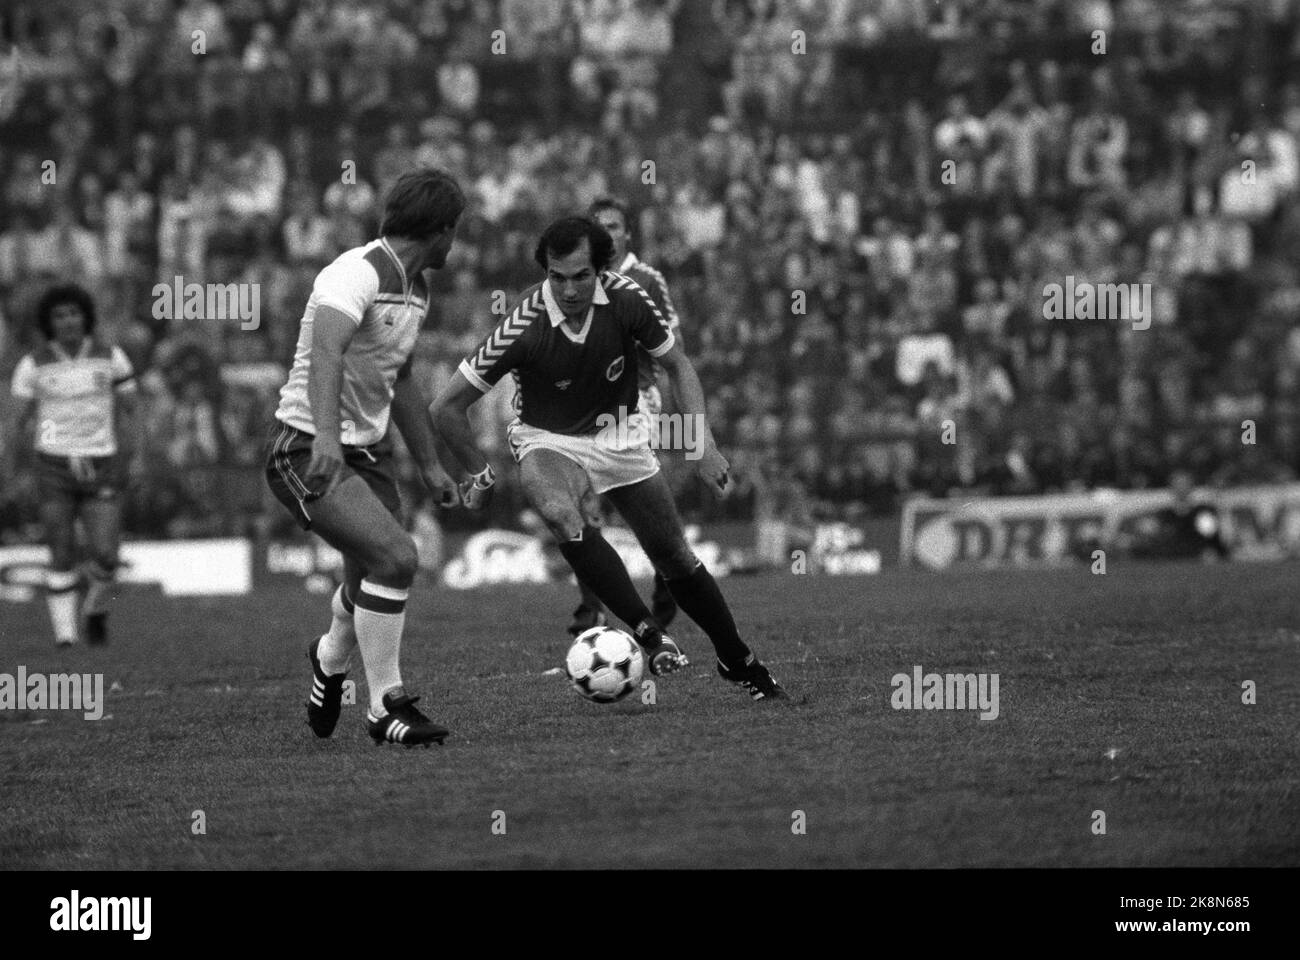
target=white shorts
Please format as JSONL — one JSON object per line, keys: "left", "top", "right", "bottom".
{"left": 507, "top": 416, "right": 660, "bottom": 495}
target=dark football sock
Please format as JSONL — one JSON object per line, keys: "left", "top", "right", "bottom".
{"left": 664, "top": 561, "right": 751, "bottom": 666}
{"left": 577, "top": 577, "right": 605, "bottom": 614}
{"left": 558, "top": 527, "right": 653, "bottom": 633}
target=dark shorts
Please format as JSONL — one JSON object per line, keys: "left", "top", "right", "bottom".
{"left": 264, "top": 422, "right": 400, "bottom": 531}
{"left": 36, "top": 452, "right": 123, "bottom": 504}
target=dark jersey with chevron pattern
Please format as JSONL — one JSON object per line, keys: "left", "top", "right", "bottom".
{"left": 457, "top": 271, "right": 675, "bottom": 435}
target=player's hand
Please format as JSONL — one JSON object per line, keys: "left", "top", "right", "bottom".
{"left": 697, "top": 444, "right": 730, "bottom": 497}
{"left": 420, "top": 463, "right": 460, "bottom": 508}
{"left": 459, "top": 463, "right": 496, "bottom": 511}
{"left": 305, "top": 435, "right": 346, "bottom": 500}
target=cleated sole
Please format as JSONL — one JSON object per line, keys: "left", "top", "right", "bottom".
{"left": 650, "top": 652, "right": 690, "bottom": 676}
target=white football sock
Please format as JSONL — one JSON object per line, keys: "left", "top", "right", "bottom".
{"left": 317, "top": 584, "right": 357, "bottom": 675}
{"left": 354, "top": 579, "right": 408, "bottom": 715}
{"left": 45, "top": 569, "right": 80, "bottom": 644}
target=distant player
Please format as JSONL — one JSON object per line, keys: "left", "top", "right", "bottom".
{"left": 10, "top": 284, "right": 138, "bottom": 646}
{"left": 431, "top": 216, "right": 787, "bottom": 700}
{"left": 265, "top": 169, "right": 463, "bottom": 746}
{"left": 562, "top": 197, "right": 681, "bottom": 637}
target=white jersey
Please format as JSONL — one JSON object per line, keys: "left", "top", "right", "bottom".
{"left": 10, "top": 338, "right": 136, "bottom": 457}
{"left": 275, "top": 239, "right": 431, "bottom": 447}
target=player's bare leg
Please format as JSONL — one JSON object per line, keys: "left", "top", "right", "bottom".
{"left": 519, "top": 449, "right": 686, "bottom": 674}
{"left": 606, "top": 471, "right": 789, "bottom": 700}
{"left": 39, "top": 495, "right": 80, "bottom": 646}
{"left": 303, "top": 476, "right": 447, "bottom": 745}
{"left": 81, "top": 495, "right": 122, "bottom": 645}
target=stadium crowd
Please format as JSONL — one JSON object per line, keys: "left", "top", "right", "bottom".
{"left": 3, "top": 0, "right": 1300, "bottom": 542}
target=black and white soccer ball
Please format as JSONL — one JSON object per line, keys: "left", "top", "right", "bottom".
{"left": 564, "top": 626, "right": 644, "bottom": 703}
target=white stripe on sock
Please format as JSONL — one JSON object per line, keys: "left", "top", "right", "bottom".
{"left": 358, "top": 580, "right": 409, "bottom": 603}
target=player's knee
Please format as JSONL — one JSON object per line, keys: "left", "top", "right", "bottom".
{"left": 369, "top": 536, "right": 419, "bottom": 586}
{"left": 578, "top": 489, "right": 603, "bottom": 527}
{"left": 647, "top": 540, "right": 698, "bottom": 580}
{"left": 537, "top": 501, "right": 585, "bottom": 542}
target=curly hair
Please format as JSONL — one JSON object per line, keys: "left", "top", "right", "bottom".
{"left": 35, "top": 284, "right": 96, "bottom": 341}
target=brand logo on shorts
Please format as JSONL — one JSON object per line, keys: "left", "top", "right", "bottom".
{"left": 605, "top": 356, "right": 625, "bottom": 381}
{"left": 555, "top": 379, "right": 572, "bottom": 390}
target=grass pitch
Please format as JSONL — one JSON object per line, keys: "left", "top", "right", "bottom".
{"left": 2, "top": 560, "right": 1297, "bottom": 868}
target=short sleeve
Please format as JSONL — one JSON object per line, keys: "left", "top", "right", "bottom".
{"left": 110, "top": 345, "right": 137, "bottom": 393}
{"left": 457, "top": 289, "right": 543, "bottom": 393}
{"left": 620, "top": 278, "right": 675, "bottom": 358}
{"left": 642, "top": 268, "right": 680, "bottom": 333}
{"left": 10, "top": 354, "right": 36, "bottom": 400}
{"left": 314, "top": 255, "right": 380, "bottom": 325}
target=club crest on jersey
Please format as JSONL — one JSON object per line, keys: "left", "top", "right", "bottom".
{"left": 555, "top": 379, "right": 572, "bottom": 390}
{"left": 605, "top": 356, "right": 625, "bottom": 382}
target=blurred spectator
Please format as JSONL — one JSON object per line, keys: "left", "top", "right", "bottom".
{"left": 2, "top": 0, "right": 1300, "bottom": 542}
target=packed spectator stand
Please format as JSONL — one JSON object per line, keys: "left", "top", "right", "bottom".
{"left": 2, "top": 0, "right": 1299, "bottom": 544}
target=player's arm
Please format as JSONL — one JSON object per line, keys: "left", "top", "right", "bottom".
{"left": 650, "top": 271, "right": 684, "bottom": 352}
{"left": 9, "top": 356, "right": 38, "bottom": 474}
{"left": 110, "top": 346, "right": 142, "bottom": 474}
{"left": 428, "top": 371, "right": 497, "bottom": 509}
{"left": 623, "top": 281, "right": 728, "bottom": 496}
{"left": 390, "top": 357, "right": 458, "bottom": 507}
{"left": 429, "top": 371, "right": 488, "bottom": 476}
{"left": 304, "top": 305, "right": 359, "bottom": 498}
{"left": 429, "top": 303, "right": 535, "bottom": 509}
{"left": 7, "top": 397, "right": 37, "bottom": 482}
{"left": 656, "top": 341, "right": 729, "bottom": 496}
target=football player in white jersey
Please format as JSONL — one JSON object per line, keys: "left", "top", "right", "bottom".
{"left": 10, "top": 284, "right": 139, "bottom": 645}
{"left": 265, "top": 169, "right": 462, "bottom": 747}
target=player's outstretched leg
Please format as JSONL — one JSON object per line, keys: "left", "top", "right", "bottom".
{"left": 82, "top": 496, "right": 123, "bottom": 646}
{"left": 569, "top": 579, "right": 608, "bottom": 638}
{"left": 520, "top": 450, "right": 686, "bottom": 675}
{"left": 306, "top": 576, "right": 358, "bottom": 738}
{"left": 82, "top": 561, "right": 114, "bottom": 645}
{"left": 650, "top": 572, "right": 678, "bottom": 629}
{"left": 39, "top": 496, "right": 79, "bottom": 646}
{"left": 304, "top": 476, "right": 449, "bottom": 745}
{"left": 45, "top": 569, "right": 80, "bottom": 646}
{"left": 607, "top": 473, "right": 789, "bottom": 700}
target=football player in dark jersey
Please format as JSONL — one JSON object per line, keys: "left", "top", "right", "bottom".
{"left": 561, "top": 197, "right": 684, "bottom": 637}
{"left": 432, "top": 216, "right": 787, "bottom": 700}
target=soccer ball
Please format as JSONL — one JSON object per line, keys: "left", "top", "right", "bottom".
{"left": 565, "top": 627, "right": 644, "bottom": 703}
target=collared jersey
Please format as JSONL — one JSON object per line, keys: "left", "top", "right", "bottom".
{"left": 458, "top": 271, "right": 674, "bottom": 435}
{"left": 275, "top": 239, "right": 430, "bottom": 446}
{"left": 617, "top": 251, "right": 681, "bottom": 389}
{"left": 10, "top": 338, "right": 136, "bottom": 457}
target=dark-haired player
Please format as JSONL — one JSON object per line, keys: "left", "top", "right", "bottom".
{"left": 265, "top": 168, "right": 463, "bottom": 746}
{"left": 10, "top": 284, "right": 138, "bottom": 645}
{"left": 432, "top": 216, "right": 787, "bottom": 700}
{"left": 561, "top": 197, "right": 682, "bottom": 636}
